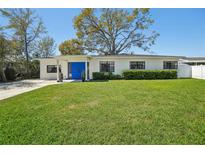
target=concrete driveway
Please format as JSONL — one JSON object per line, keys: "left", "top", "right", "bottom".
{"left": 0, "top": 80, "right": 59, "bottom": 100}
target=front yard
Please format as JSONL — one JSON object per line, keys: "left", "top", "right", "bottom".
{"left": 0, "top": 79, "right": 205, "bottom": 144}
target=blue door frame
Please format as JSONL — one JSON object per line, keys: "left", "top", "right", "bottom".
{"left": 69, "top": 62, "right": 85, "bottom": 80}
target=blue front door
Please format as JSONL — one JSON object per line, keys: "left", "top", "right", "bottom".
{"left": 71, "top": 62, "right": 85, "bottom": 79}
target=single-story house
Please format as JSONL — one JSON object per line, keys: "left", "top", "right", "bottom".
{"left": 36, "top": 54, "right": 205, "bottom": 80}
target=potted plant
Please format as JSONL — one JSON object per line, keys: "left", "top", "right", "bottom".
{"left": 81, "top": 71, "right": 85, "bottom": 82}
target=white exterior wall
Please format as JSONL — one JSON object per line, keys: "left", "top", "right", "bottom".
{"left": 40, "top": 59, "right": 68, "bottom": 80}
{"left": 89, "top": 58, "right": 129, "bottom": 78}
{"left": 40, "top": 57, "right": 89, "bottom": 80}
{"left": 40, "top": 57, "right": 180, "bottom": 80}
{"left": 40, "top": 59, "right": 57, "bottom": 80}
{"left": 60, "top": 61, "right": 68, "bottom": 79}
{"left": 89, "top": 57, "right": 179, "bottom": 79}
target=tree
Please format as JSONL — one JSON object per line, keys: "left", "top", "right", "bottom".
{"left": 73, "top": 8, "right": 159, "bottom": 55}
{"left": 33, "top": 36, "right": 56, "bottom": 58}
{"left": 0, "top": 34, "right": 11, "bottom": 82}
{"left": 0, "top": 8, "right": 46, "bottom": 76}
{"left": 59, "top": 39, "right": 83, "bottom": 55}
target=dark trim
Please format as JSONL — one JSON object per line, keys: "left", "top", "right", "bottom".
{"left": 99, "top": 61, "right": 115, "bottom": 72}
{"left": 129, "top": 61, "right": 145, "bottom": 70}
{"left": 47, "top": 65, "right": 57, "bottom": 73}
{"left": 87, "top": 62, "right": 90, "bottom": 79}
{"left": 67, "top": 62, "right": 72, "bottom": 79}
{"left": 163, "top": 61, "right": 178, "bottom": 69}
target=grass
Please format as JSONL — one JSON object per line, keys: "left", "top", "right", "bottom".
{"left": 0, "top": 79, "right": 205, "bottom": 144}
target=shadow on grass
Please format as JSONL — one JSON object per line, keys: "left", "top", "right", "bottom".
{"left": 88, "top": 80, "right": 109, "bottom": 82}
{"left": 69, "top": 80, "right": 109, "bottom": 83}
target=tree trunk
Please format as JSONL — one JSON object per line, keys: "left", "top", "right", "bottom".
{"left": 24, "top": 34, "right": 30, "bottom": 78}
{"left": 25, "top": 45, "right": 29, "bottom": 78}
{"left": 0, "top": 68, "right": 7, "bottom": 82}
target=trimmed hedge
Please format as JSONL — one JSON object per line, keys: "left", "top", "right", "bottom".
{"left": 123, "top": 70, "right": 177, "bottom": 80}
{"left": 93, "top": 70, "right": 177, "bottom": 80}
{"left": 93, "top": 72, "right": 122, "bottom": 80}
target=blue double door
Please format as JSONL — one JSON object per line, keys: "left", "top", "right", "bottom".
{"left": 70, "top": 62, "right": 85, "bottom": 80}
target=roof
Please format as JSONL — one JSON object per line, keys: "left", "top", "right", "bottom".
{"left": 92, "top": 54, "right": 185, "bottom": 58}
{"left": 181, "top": 57, "right": 205, "bottom": 63}
{"left": 33, "top": 54, "right": 205, "bottom": 61}
{"left": 183, "top": 57, "right": 205, "bottom": 60}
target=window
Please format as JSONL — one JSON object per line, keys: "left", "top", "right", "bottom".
{"left": 100, "top": 61, "right": 115, "bottom": 72}
{"left": 130, "top": 61, "right": 145, "bottom": 70}
{"left": 163, "top": 61, "right": 178, "bottom": 69}
{"left": 47, "top": 65, "right": 57, "bottom": 73}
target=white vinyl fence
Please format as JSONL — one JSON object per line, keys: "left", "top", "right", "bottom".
{"left": 192, "top": 65, "right": 205, "bottom": 79}
{"left": 177, "top": 64, "right": 192, "bottom": 78}
{"left": 178, "top": 64, "right": 205, "bottom": 79}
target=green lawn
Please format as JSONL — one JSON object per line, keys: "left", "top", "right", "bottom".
{"left": 0, "top": 79, "right": 205, "bottom": 144}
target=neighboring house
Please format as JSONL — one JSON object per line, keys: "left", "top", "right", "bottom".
{"left": 35, "top": 54, "right": 205, "bottom": 80}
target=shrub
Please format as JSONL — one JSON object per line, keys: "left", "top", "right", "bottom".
{"left": 93, "top": 72, "right": 104, "bottom": 80}
{"left": 123, "top": 70, "right": 177, "bottom": 80}
{"left": 92, "top": 72, "right": 110, "bottom": 80}
{"left": 5, "top": 67, "right": 16, "bottom": 81}
{"left": 109, "top": 74, "right": 122, "bottom": 80}
{"left": 92, "top": 72, "right": 122, "bottom": 80}
{"left": 29, "top": 60, "right": 40, "bottom": 78}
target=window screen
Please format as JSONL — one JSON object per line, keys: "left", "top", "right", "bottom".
{"left": 130, "top": 61, "right": 145, "bottom": 70}
{"left": 163, "top": 61, "right": 178, "bottom": 69}
{"left": 99, "top": 61, "right": 115, "bottom": 72}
